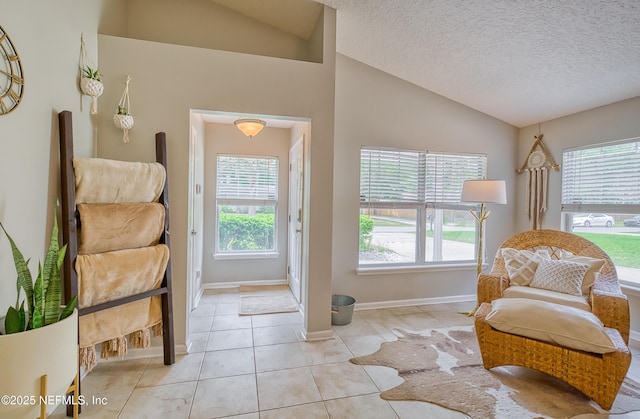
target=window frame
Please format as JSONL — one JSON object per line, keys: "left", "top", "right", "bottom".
{"left": 560, "top": 137, "right": 640, "bottom": 289}
{"left": 214, "top": 154, "right": 279, "bottom": 258}
{"left": 358, "top": 146, "right": 486, "bottom": 270}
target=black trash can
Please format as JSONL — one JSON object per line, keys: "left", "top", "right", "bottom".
{"left": 331, "top": 294, "right": 356, "bottom": 325}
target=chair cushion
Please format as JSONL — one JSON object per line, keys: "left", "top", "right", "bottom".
{"left": 485, "top": 298, "right": 616, "bottom": 354}
{"left": 501, "top": 248, "right": 550, "bottom": 286}
{"left": 560, "top": 254, "right": 606, "bottom": 296}
{"left": 529, "top": 258, "right": 589, "bottom": 296}
{"left": 502, "top": 285, "right": 591, "bottom": 311}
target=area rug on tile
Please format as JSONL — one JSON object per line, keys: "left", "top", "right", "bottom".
{"left": 239, "top": 285, "right": 299, "bottom": 315}
{"left": 350, "top": 326, "right": 640, "bottom": 419}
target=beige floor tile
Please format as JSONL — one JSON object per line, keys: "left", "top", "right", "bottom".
{"left": 207, "top": 328, "right": 253, "bottom": 351}
{"left": 299, "top": 337, "right": 354, "bottom": 365}
{"left": 341, "top": 334, "right": 386, "bottom": 357}
{"left": 362, "top": 365, "right": 404, "bottom": 392}
{"left": 259, "top": 402, "right": 329, "bottom": 419}
{"left": 189, "top": 315, "right": 214, "bottom": 332}
{"left": 191, "top": 304, "right": 216, "bottom": 317}
{"left": 197, "top": 292, "right": 219, "bottom": 304}
{"left": 215, "top": 302, "right": 240, "bottom": 315}
{"left": 324, "top": 393, "right": 399, "bottom": 419}
{"left": 310, "top": 362, "right": 378, "bottom": 400}
{"left": 254, "top": 342, "right": 307, "bottom": 372}
{"left": 332, "top": 317, "right": 379, "bottom": 338}
{"left": 256, "top": 367, "right": 322, "bottom": 410}
{"left": 118, "top": 381, "right": 196, "bottom": 419}
{"left": 427, "top": 310, "right": 475, "bottom": 327}
{"left": 200, "top": 348, "right": 255, "bottom": 380}
{"left": 137, "top": 353, "right": 204, "bottom": 388}
{"left": 250, "top": 311, "right": 303, "bottom": 328}
{"left": 188, "top": 331, "right": 210, "bottom": 353}
{"left": 211, "top": 314, "right": 252, "bottom": 331}
{"left": 190, "top": 374, "right": 258, "bottom": 419}
{"left": 396, "top": 312, "right": 446, "bottom": 331}
{"left": 252, "top": 325, "right": 300, "bottom": 346}
{"left": 387, "top": 306, "right": 425, "bottom": 315}
{"left": 389, "top": 400, "right": 469, "bottom": 419}
{"left": 50, "top": 359, "right": 151, "bottom": 418}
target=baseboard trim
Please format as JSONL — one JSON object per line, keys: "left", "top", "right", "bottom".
{"left": 95, "top": 344, "right": 189, "bottom": 365}
{"left": 354, "top": 294, "right": 476, "bottom": 311}
{"left": 202, "top": 279, "right": 288, "bottom": 290}
{"left": 301, "top": 329, "right": 334, "bottom": 341}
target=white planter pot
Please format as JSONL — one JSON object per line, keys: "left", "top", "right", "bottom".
{"left": 80, "top": 78, "right": 103, "bottom": 97}
{"left": 0, "top": 309, "right": 78, "bottom": 418}
{"left": 113, "top": 114, "right": 134, "bottom": 130}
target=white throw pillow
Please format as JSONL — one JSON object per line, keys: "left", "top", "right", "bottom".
{"left": 529, "top": 258, "right": 589, "bottom": 296}
{"left": 561, "top": 254, "right": 606, "bottom": 296}
{"left": 501, "top": 248, "right": 550, "bottom": 286}
{"left": 485, "top": 298, "right": 617, "bottom": 354}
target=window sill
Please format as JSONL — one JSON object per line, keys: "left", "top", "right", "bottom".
{"left": 214, "top": 252, "right": 280, "bottom": 260}
{"left": 357, "top": 262, "right": 479, "bottom": 276}
{"left": 621, "top": 282, "right": 640, "bottom": 298}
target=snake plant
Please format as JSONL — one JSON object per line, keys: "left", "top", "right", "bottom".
{"left": 1, "top": 214, "right": 77, "bottom": 335}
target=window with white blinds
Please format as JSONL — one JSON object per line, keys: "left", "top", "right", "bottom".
{"left": 217, "top": 155, "right": 278, "bottom": 202}
{"left": 359, "top": 147, "right": 487, "bottom": 268}
{"left": 561, "top": 138, "right": 640, "bottom": 213}
{"left": 360, "top": 148, "right": 487, "bottom": 207}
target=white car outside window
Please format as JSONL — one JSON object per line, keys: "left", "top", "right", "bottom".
{"left": 572, "top": 213, "right": 614, "bottom": 227}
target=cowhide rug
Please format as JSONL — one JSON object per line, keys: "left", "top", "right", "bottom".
{"left": 350, "top": 326, "right": 640, "bottom": 419}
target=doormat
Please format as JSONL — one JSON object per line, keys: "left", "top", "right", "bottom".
{"left": 350, "top": 326, "right": 640, "bottom": 419}
{"left": 239, "top": 285, "right": 299, "bottom": 316}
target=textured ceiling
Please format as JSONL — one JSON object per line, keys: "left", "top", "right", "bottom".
{"left": 316, "top": 0, "right": 640, "bottom": 127}
{"left": 209, "top": 0, "right": 640, "bottom": 128}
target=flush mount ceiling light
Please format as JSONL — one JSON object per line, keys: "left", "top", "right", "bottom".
{"left": 234, "top": 118, "right": 266, "bottom": 138}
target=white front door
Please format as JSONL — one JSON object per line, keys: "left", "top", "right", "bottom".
{"left": 288, "top": 135, "right": 304, "bottom": 304}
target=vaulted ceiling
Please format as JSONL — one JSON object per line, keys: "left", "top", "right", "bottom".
{"left": 213, "top": 0, "right": 640, "bottom": 128}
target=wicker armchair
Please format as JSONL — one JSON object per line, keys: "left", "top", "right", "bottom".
{"left": 474, "top": 229, "right": 632, "bottom": 409}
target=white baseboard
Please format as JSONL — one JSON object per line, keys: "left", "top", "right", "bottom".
{"left": 201, "top": 279, "right": 288, "bottom": 290}
{"left": 301, "top": 329, "right": 334, "bottom": 341}
{"left": 354, "top": 294, "right": 476, "bottom": 311}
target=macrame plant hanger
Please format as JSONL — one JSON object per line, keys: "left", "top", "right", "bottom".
{"left": 79, "top": 34, "right": 103, "bottom": 115}
{"left": 517, "top": 130, "right": 560, "bottom": 230}
{"left": 113, "top": 76, "right": 134, "bottom": 143}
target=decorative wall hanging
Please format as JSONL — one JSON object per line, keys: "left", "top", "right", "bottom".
{"left": 79, "top": 34, "right": 103, "bottom": 114}
{"left": 0, "top": 25, "right": 24, "bottom": 115}
{"left": 113, "top": 76, "right": 134, "bottom": 143}
{"left": 517, "top": 134, "right": 559, "bottom": 230}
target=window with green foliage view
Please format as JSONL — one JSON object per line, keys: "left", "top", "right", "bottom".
{"left": 216, "top": 155, "right": 278, "bottom": 254}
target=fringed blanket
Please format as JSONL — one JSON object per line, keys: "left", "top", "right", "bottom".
{"left": 79, "top": 297, "right": 163, "bottom": 371}
{"left": 77, "top": 203, "right": 165, "bottom": 254}
{"left": 73, "top": 157, "right": 166, "bottom": 204}
{"left": 76, "top": 243, "right": 169, "bottom": 371}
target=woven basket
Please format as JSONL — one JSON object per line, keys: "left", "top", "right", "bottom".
{"left": 113, "top": 114, "right": 134, "bottom": 130}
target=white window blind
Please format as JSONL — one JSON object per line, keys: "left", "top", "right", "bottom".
{"left": 360, "top": 148, "right": 487, "bottom": 206}
{"left": 217, "top": 155, "right": 278, "bottom": 201}
{"left": 561, "top": 139, "right": 640, "bottom": 213}
{"left": 425, "top": 152, "right": 488, "bottom": 207}
{"left": 360, "top": 148, "right": 422, "bottom": 204}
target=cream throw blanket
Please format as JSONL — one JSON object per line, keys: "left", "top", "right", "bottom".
{"left": 73, "top": 157, "right": 166, "bottom": 204}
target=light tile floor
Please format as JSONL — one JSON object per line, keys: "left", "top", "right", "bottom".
{"left": 51, "top": 289, "right": 640, "bottom": 419}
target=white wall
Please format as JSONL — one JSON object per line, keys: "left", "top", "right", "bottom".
{"left": 95, "top": 5, "right": 336, "bottom": 342}
{"left": 0, "top": 0, "right": 124, "bottom": 312}
{"left": 518, "top": 96, "right": 640, "bottom": 337}
{"left": 202, "top": 123, "right": 290, "bottom": 284}
{"left": 332, "top": 54, "right": 519, "bottom": 304}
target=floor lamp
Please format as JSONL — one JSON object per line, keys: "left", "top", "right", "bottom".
{"left": 461, "top": 180, "right": 507, "bottom": 276}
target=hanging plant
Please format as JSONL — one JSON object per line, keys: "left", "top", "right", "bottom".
{"left": 113, "top": 76, "right": 134, "bottom": 143}
{"left": 79, "top": 34, "right": 103, "bottom": 114}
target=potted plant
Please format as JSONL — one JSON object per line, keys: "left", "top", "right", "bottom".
{"left": 0, "top": 215, "right": 79, "bottom": 418}
{"left": 113, "top": 76, "right": 134, "bottom": 143}
{"left": 80, "top": 65, "right": 103, "bottom": 114}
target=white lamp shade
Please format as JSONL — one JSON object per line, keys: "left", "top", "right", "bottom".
{"left": 461, "top": 180, "right": 507, "bottom": 204}
{"left": 234, "top": 118, "right": 266, "bottom": 138}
